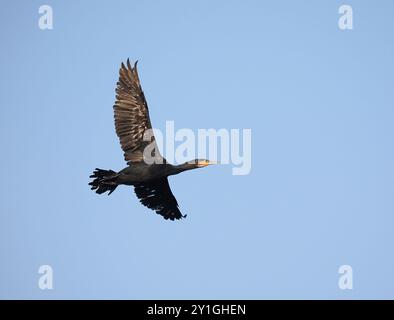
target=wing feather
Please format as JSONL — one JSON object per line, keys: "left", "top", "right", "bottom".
{"left": 113, "top": 59, "right": 163, "bottom": 164}
{"left": 134, "top": 178, "right": 186, "bottom": 221}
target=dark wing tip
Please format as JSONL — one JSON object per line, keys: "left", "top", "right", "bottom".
{"left": 120, "top": 62, "right": 126, "bottom": 74}
{"left": 125, "top": 58, "right": 138, "bottom": 71}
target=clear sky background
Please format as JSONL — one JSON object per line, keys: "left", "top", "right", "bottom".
{"left": 0, "top": 0, "right": 393, "bottom": 299}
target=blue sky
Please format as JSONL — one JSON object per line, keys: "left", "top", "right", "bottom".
{"left": 0, "top": 0, "right": 393, "bottom": 299}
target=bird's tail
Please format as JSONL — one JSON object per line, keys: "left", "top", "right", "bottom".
{"left": 89, "top": 168, "right": 119, "bottom": 195}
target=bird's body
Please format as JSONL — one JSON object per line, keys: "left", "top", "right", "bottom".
{"left": 112, "top": 162, "right": 196, "bottom": 185}
{"left": 89, "top": 59, "right": 214, "bottom": 220}
{"left": 118, "top": 163, "right": 172, "bottom": 185}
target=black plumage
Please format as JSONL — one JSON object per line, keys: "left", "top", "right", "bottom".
{"left": 89, "top": 59, "right": 214, "bottom": 220}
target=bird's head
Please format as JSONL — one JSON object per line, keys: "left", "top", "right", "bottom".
{"left": 172, "top": 159, "right": 216, "bottom": 175}
{"left": 186, "top": 159, "right": 216, "bottom": 168}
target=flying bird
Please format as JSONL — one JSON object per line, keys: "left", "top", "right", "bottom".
{"left": 89, "top": 59, "right": 214, "bottom": 220}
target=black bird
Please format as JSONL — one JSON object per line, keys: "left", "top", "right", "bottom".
{"left": 89, "top": 59, "right": 214, "bottom": 220}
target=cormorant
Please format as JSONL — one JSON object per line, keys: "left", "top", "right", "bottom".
{"left": 89, "top": 59, "right": 214, "bottom": 220}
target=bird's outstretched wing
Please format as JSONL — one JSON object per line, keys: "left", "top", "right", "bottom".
{"left": 114, "top": 59, "right": 163, "bottom": 164}
{"left": 134, "top": 178, "right": 186, "bottom": 220}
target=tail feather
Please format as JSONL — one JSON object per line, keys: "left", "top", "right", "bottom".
{"left": 89, "top": 168, "right": 118, "bottom": 195}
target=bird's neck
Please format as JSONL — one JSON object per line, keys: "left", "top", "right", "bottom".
{"left": 169, "top": 163, "right": 194, "bottom": 176}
